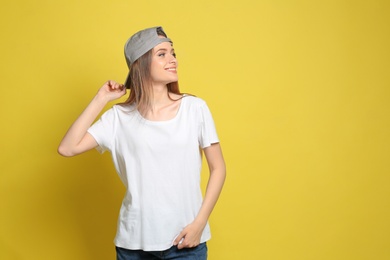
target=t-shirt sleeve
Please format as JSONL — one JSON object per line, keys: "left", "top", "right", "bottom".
{"left": 87, "top": 108, "right": 115, "bottom": 154}
{"left": 198, "top": 101, "right": 219, "bottom": 148}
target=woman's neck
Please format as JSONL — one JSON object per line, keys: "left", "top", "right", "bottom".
{"left": 151, "top": 84, "right": 170, "bottom": 108}
{"left": 142, "top": 84, "right": 182, "bottom": 121}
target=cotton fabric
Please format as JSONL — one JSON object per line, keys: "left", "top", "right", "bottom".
{"left": 87, "top": 95, "right": 219, "bottom": 251}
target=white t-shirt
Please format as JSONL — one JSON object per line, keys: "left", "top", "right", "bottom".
{"left": 87, "top": 95, "right": 219, "bottom": 251}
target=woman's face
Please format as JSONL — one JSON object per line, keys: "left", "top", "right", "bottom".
{"left": 150, "top": 41, "right": 178, "bottom": 86}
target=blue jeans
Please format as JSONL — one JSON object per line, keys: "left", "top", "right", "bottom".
{"left": 116, "top": 243, "right": 207, "bottom": 260}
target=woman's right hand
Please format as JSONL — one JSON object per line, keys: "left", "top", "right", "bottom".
{"left": 97, "top": 80, "right": 127, "bottom": 102}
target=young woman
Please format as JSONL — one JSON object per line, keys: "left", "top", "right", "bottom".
{"left": 58, "top": 26, "right": 226, "bottom": 260}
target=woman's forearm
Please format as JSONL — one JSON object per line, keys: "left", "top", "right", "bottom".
{"left": 195, "top": 167, "right": 226, "bottom": 226}
{"left": 58, "top": 94, "right": 107, "bottom": 156}
{"left": 195, "top": 143, "right": 226, "bottom": 225}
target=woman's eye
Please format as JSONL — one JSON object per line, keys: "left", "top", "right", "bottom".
{"left": 157, "top": 52, "right": 176, "bottom": 58}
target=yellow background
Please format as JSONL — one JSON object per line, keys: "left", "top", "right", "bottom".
{"left": 1, "top": 0, "right": 389, "bottom": 259}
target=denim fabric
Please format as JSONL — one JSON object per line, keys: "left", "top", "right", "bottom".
{"left": 116, "top": 243, "right": 207, "bottom": 260}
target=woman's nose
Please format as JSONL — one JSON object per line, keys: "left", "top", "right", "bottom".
{"left": 169, "top": 55, "right": 177, "bottom": 63}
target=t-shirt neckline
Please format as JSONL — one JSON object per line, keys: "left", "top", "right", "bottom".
{"left": 136, "top": 94, "right": 186, "bottom": 124}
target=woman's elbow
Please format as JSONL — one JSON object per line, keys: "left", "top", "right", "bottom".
{"left": 57, "top": 145, "right": 76, "bottom": 157}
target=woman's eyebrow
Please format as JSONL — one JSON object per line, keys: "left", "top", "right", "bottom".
{"left": 156, "top": 48, "right": 168, "bottom": 52}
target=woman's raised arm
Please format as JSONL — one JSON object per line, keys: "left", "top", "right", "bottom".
{"left": 58, "top": 80, "right": 126, "bottom": 157}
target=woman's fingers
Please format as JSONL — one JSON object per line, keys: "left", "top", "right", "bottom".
{"left": 106, "top": 80, "right": 124, "bottom": 91}
{"left": 97, "top": 80, "right": 126, "bottom": 102}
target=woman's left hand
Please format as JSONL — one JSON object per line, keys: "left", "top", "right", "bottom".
{"left": 173, "top": 220, "right": 206, "bottom": 249}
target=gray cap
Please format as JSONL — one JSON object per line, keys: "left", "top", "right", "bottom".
{"left": 124, "top": 26, "right": 171, "bottom": 88}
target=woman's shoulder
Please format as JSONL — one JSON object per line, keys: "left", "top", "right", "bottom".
{"left": 112, "top": 103, "right": 136, "bottom": 113}
{"left": 100, "top": 104, "right": 136, "bottom": 120}
{"left": 182, "top": 94, "right": 206, "bottom": 106}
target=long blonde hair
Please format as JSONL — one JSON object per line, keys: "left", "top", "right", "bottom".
{"left": 120, "top": 29, "right": 181, "bottom": 114}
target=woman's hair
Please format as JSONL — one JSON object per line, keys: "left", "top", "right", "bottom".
{"left": 120, "top": 28, "right": 181, "bottom": 114}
